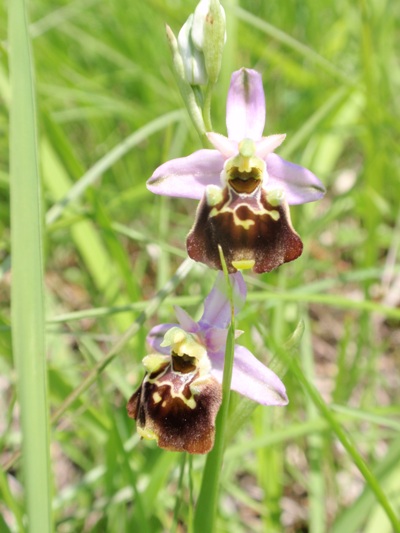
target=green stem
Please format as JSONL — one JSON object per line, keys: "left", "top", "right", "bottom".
{"left": 202, "top": 82, "right": 214, "bottom": 132}
{"left": 193, "top": 249, "right": 235, "bottom": 533}
{"left": 9, "top": 0, "right": 53, "bottom": 531}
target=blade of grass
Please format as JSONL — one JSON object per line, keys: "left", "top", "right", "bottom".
{"left": 331, "top": 436, "right": 400, "bottom": 533}
{"left": 248, "top": 290, "right": 400, "bottom": 320}
{"left": 233, "top": 6, "right": 353, "bottom": 84}
{"left": 301, "top": 312, "right": 326, "bottom": 533}
{"left": 9, "top": 0, "right": 52, "bottom": 531}
{"left": 171, "top": 453, "right": 186, "bottom": 533}
{"left": 0, "top": 467, "right": 24, "bottom": 532}
{"left": 287, "top": 354, "right": 400, "bottom": 532}
{"left": 45, "top": 109, "right": 185, "bottom": 225}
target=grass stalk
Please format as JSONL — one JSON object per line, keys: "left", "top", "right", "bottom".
{"left": 301, "top": 312, "right": 326, "bottom": 533}
{"left": 289, "top": 357, "right": 400, "bottom": 532}
{"left": 9, "top": 0, "right": 52, "bottom": 531}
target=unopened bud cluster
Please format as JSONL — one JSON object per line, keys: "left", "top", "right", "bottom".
{"left": 166, "top": 0, "right": 226, "bottom": 138}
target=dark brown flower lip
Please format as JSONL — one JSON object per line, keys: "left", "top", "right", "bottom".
{"left": 127, "top": 362, "right": 222, "bottom": 454}
{"left": 186, "top": 184, "right": 303, "bottom": 273}
{"left": 127, "top": 328, "right": 223, "bottom": 454}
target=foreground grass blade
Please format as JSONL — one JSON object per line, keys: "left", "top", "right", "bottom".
{"left": 9, "top": 0, "right": 52, "bottom": 531}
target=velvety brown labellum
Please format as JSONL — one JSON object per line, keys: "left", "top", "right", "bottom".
{"left": 127, "top": 365, "right": 222, "bottom": 454}
{"left": 186, "top": 186, "right": 303, "bottom": 273}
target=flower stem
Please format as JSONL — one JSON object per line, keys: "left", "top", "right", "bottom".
{"left": 202, "top": 82, "right": 214, "bottom": 133}
{"left": 193, "top": 248, "right": 235, "bottom": 533}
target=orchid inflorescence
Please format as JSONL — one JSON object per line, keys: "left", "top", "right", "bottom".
{"left": 127, "top": 0, "right": 325, "bottom": 454}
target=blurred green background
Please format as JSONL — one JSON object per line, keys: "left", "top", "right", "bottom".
{"left": 1, "top": 0, "right": 400, "bottom": 531}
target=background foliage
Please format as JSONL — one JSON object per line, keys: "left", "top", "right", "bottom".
{"left": 1, "top": 0, "right": 400, "bottom": 531}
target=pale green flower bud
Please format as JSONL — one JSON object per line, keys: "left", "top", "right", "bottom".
{"left": 191, "top": 0, "right": 226, "bottom": 85}
{"left": 178, "top": 14, "right": 207, "bottom": 85}
{"left": 165, "top": 24, "right": 207, "bottom": 140}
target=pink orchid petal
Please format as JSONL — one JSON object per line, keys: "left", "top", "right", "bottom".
{"left": 147, "top": 149, "right": 224, "bottom": 199}
{"left": 206, "top": 132, "right": 238, "bottom": 158}
{"left": 226, "top": 68, "right": 266, "bottom": 142}
{"left": 205, "top": 328, "right": 229, "bottom": 352}
{"left": 265, "top": 153, "right": 326, "bottom": 205}
{"left": 255, "top": 134, "right": 286, "bottom": 158}
{"left": 199, "top": 272, "right": 247, "bottom": 329}
{"left": 205, "top": 327, "right": 244, "bottom": 352}
{"left": 147, "top": 323, "right": 179, "bottom": 354}
{"left": 174, "top": 306, "right": 199, "bottom": 333}
{"left": 210, "top": 345, "right": 288, "bottom": 406}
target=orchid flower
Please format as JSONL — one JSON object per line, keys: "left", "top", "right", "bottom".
{"left": 127, "top": 272, "right": 288, "bottom": 454}
{"left": 148, "top": 68, "right": 325, "bottom": 274}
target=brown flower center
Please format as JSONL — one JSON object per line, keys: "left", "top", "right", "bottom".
{"left": 171, "top": 352, "right": 197, "bottom": 373}
{"left": 228, "top": 167, "right": 262, "bottom": 194}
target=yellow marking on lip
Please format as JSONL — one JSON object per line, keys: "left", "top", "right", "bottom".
{"left": 232, "top": 260, "right": 255, "bottom": 271}
{"left": 146, "top": 371, "right": 198, "bottom": 409}
{"left": 209, "top": 191, "right": 279, "bottom": 229}
{"left": 153, "top": 391, "right": 162, "bottom": 404}
{"left": 236, "top": 218, "right": 255, "bottom": 230}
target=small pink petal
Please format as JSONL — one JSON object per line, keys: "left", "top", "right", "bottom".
{"left": 206, "top": 132, "right": 238, "bottom": 158}
{"left": 256, "top": 134, "right": 286, "bottom": 158}
{"left": 174, "top": 306, "right": 199, "bottom": 333}
{"left": 147, "top": 323, "right": 178, "bottom": 354}
{"left": 210, "top": 345, "right": 288, "bottom": 406}
{"left": 226, "top": 68, "right": 266, "bottom": 142}
{"left": 266, "top": 153, "right": 326, "bottom": 205}
{"left": 199, "top": 272, "right": 247, "bottom": 329}
{"left": 147, "top": 149, "right": 224, "bottom": 200}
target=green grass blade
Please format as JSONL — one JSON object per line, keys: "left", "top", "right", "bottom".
{"left": 289, "top": 354, "right": 400, "bottom": 532}
{"left": 45, "top": 109, "right": 185, "bottom": 225}
{"left": 301, "top": 313, "right": 326, "bottom": 533}
{"left": 8, "top": 0, "right": 52, "bottom": 531}
{"left": 331, "top": 436, "right": 400, "bottom": 533}
{"left": 233, "top": 6, "right": 351, "bottom": 83}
